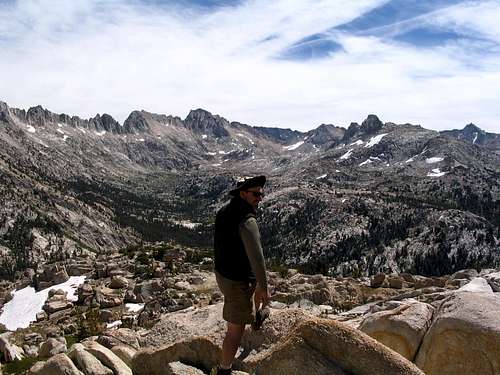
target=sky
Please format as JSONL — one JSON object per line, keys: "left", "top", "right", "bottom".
{"left": 0, "top": 0, "right": 499, "bottom": 132}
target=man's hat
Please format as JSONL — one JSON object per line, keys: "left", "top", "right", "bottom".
{"left": 229, "top": 175, "right": 266, "bottom": 196}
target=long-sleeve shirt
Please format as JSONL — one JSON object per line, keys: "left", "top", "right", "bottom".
{"left": 239, "top": 217, "right": 268, "bottom": 289}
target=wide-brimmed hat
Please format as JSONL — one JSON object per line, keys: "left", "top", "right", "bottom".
{"left": 229, "top": 175, "right": 266, "bottom": 196}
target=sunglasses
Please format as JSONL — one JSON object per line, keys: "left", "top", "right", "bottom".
{"left": 245, "top": 190, "right": 265, "bottom": 198}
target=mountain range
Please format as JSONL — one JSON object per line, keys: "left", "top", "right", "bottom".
{"left": 0, "top": 100, "right": 498, "bottom": 280}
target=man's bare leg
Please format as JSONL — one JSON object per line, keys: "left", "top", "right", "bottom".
{"left": 221, "top": 322, "right": 246, "bottom": 369}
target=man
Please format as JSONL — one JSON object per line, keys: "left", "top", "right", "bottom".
{"left": 212, "top": 175, "right": 271, "bottom": 375}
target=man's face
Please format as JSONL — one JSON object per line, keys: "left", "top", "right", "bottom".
{"left": 240, "top": 186, "right": 264, "bottom": 209}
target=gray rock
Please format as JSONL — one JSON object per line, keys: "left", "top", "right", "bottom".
{"left": 111, "top": 346, "right": 136, "bottom": 368}
{"left": 100, "top": 310, "right": 114, "bottom": 323}
{"left": 43, "top": 294, "right": 73, "bottom": 314}
{"left": 371, "top": 273, "right": 385, "bottom": 288}
{"left": 359, "top": 300, "right": 434, "bottom": 361}
{"left": 451, "top": 269, "right": 478, "bottom": 280}
{"left": 39, "top": 337, "right": 67, "bottom": 358}
{"left": 82, "top": 341, "right": 132, "bottom": 375}
{"left": 388, "top": 275, "right": 404, "bottom": 289}
{"left": 36, "top": 311, "right": 48, "bottom": 321}
{"left": 0, "top": 332, "right": 25, "bottom": 362}
{"left": 27, "top": 353, "right": 81, "bottom": 375}
{"left": 165, "top": 362, "right": 205, "bottom": 375}
{"left": 132, "top": 337, "right": 221, "bottom": 375}
{"left": 484, "top": 271, "right": 500, "bottom": 292}
{"left": 415, "top": 291, "right": 500, "bottom": 375}
{"left": 95, "top": 287, "right": 123, "bottom": 308}
{"left": 243, "top": 318, "right": 424, "bottom": 375}
{"left": 457, "top": 277, "right": 493, "bottom": 293}
{"left": 68, "top": 343, "right": 113, "bottom": 375}
{"left": 109, "top": 276, "right": 129, "bottom": 289}
{"left": 97, "top": 328, "right": 140, "bottom": 350}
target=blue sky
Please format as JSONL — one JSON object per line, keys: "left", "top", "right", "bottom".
{"left": 1, "top": 0, "right": 499, "bottom": 132}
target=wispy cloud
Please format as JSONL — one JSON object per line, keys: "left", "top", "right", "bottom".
{"left": 0, "top": 0, "right": 499, "bottom": 132}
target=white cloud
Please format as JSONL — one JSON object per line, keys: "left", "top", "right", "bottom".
{"left": 0, "top": 0, "right": 499, "bottom": 133}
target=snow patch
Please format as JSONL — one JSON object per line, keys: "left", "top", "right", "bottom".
{"left": 95, "top": 130, "right": 106, "bottom": 136}
{"left": 316, "top": 174, "right": 327, "bottom": 179}
{"left": 339, "top": 149, "right": 353, "bottom": 160}
{"left": 206, "top": 152, "right": 217, "bottom": 156}
{"left": 350, "top": 140, "right": 364, "bottom": 146}
{"left": 202, "top": 134, "right": 208, "bottom": 139}
{"left": 365, "top": 133, "right": 388, "bottom": 148}
{"left": 77, "top": 128, "right": 86, "bottom": 134}
{"left": 405, "top": 157, "right": 414, "bottom": 163}
{"left": 126, "top": 303, "right": 144, "bottom": 313}
{"left": 473, "top": 132, "right": 478, "bottom": 144}
{"left": 284, "top": 141, "right": 304, "bottom": 151}
{"left": 57, "top": 123, "right": 64, "bottom": 128}
{"left": 62, "top": 135, "right": 69, "bottom": 141}
{"left": 106, "top": 320, "right": 122, "bottom": 329}
{"left": 359, "top": 156, "right": 381, "bottom": 167}
{"left": 26, "top": 125, "right": 36, "bottom": 133}
{"left": 172, "top": 220, "right": 201, "bottom": 229}
{"left": 57, "top": 129, "right": 65, "bottom": 135}
{"left": 0, "top": 276, "right": 86, "bottom": 331}
{"left": 138, "top": 138, "right": 145, "bottom": 142}
{"left": 428, "top": 168, "right": 447, "bottom": 177}
{"left": 426, "top": 157, "right": 444, "bottom": 164}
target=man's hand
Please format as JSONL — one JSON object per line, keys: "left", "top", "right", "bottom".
{"left": 254, "top": 285, "right": 271, "bottom": 310}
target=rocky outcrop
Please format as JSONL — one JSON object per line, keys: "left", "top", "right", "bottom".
{"left": 360, "top": 114, "right": 383, "bottom": 134}
{"left": 27, "top": 353, "right": 82, "bottom": 375}
{"left": 359, "top": 300, "right": 434, "bottom": 360}
{"left": 43, "top": 290, "right": 73, "bottom": 314}
{"left": 95, "top": 287, "right": 123, "bottom": 308}
{"left": 484, "top": 271, "right": 500, "bottom": 292}
{"left": 132, "top": 337, "right": 221, "bottom": 375}
{"left": 97, "top": 329, "right": 140, "bottom": 350}
{"left": 244, "top": 318, "right": 424, "bottom": 375}
{"left": 184, "top": 109, "right": 229, "bottom": 138}
{"left": 38, "top": 337, "right": 67, "bottom": 358}
{"left": 81, "top": 341, "right": 132, "bottom": 375}
{"left": 36, "top": 265, "right": 69, "bottom": 291}
{"left": 415, "top": 290, "right": 500, "bottom": 375}
{"left": 111, "top": 346, "right": 136, "bottom": 368}
{"left": 68, "top": 343, "right": 113, "bottom": 375}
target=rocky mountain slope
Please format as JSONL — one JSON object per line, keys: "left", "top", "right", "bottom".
{"left": 0, "top": 250, "right": 498, "bottom": 374}
{"left": 0, "top": 101, "right": 498, "bottom": 281}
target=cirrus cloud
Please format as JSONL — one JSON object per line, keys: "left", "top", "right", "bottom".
{"left": 0, "top": 0, "right": 499, "bottom": 132}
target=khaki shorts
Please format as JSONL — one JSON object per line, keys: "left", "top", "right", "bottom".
{"left": 215, "top": 271, "right": 256, "bottom": 325}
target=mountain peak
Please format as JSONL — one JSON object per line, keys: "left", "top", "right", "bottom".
{"left": 123, "top": 111, "right": 150, "bottom": 133}
{"left": 463, "top": 123, "right": 483, "bottom": 133}
{"left": 184, "top": 108, "right": 229, "bottom": 138}
{"left": 92, "top": 113, "right": 122, "bottom": 133}
{"left": 360, "top": 114, "right": 383, "bottom": 134}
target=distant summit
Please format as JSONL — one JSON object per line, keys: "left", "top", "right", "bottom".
{"left": 440, "top": 123, "right": 500, "bottom": 151}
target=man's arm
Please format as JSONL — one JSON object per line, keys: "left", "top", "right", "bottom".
{"left": 239, "top": 217, "right": 269, "bottom": 289}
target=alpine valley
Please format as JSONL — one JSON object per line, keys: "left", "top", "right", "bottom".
{"left": 0, "top": 100, "right": 499, "bottom": 282}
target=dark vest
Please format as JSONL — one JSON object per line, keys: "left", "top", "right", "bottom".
{"left": 214, "top": 196, "right": 256, "bottom": 282}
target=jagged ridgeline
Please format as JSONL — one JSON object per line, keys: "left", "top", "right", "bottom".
{"left": 0, "top": 101, "right": 499, "bottom": 279}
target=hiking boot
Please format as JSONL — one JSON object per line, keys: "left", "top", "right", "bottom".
{"left": 252, "top": 306, "right": 270, "bottom": 330}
